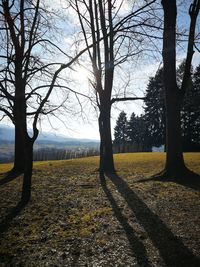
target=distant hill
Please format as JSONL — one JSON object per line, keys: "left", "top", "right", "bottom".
{"left": 0, "top": 125, "right": 99, "bottom": 145}
{"left": 0, "top": 125, "right": 14, "bottom": 142}
{"left": 0, "top": 125, "right": 99, "bottom": 162}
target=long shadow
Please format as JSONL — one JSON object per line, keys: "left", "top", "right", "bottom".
{"left": 0, "top": 200, "right": 27, "bottom": 234}
{"left": 0, "top": 171, "right": 23, "bottom": 186}
{"left": 107, "top": 173, "right": 200, "bottom": 267}
{"left": 135, "top": 170, "right": 200, "bottom": 192}
{"left": 100, "top": 173, "right": 151, "bottom": 266}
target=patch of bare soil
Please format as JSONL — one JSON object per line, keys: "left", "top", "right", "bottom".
{"left": 0, "top": 160, "right": 200, "bottom": 267}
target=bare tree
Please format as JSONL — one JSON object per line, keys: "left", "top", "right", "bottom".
{"left": 0, "top": 0, "right": 94, "bottom": 203}
{"left": 69, "top": 0, "right": 156, "bottom": 173}
{"left": 0, "top": 0, "right": 63, "bottom": 174}
{"left": 161, "top": 0, "right": 200, "bottom": 178}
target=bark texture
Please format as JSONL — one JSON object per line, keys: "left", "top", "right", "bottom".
{"left": 162, "top": 0, "right": 186, "bottom": 175}
{"left": 161, "top": 0, "right": 199, "bottom": 177}
{"left": 99, "top": 101, "right": 115, "bottom": 173}
{"left": 13, "top": 125, "right": 25, "bottom": 173}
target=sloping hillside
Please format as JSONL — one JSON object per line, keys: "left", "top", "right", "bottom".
{"left": 0, "top": 153, "right": 200, "bottom": 266}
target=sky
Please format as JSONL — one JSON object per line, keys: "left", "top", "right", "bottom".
{"left": 36, "top": 0, "right": 161, "bottom": 139}
{"left": 35, "top": 51, "right": 200, "bottom": 141}
{"left": 1, "top": 0, "right": 200, "bottom": 141}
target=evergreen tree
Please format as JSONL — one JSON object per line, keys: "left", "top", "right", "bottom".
{"left": 136, "top": 115, "right": 151, "bottom": 151}
{"left": 127, "top": 113, "right": 151, "bottom": 151}
{"left": 113, "top": 111, "right": 151, "bottom": 152}
{"left": 114, "top": 111, "right": 128, "bottom": 152}
{"left": 182, "top": 64, "right": 200, "bottom": 150}
{"left": 144, "top": 62, "right": 200, "bottom": 151}
{"left": 144, "top": 68, "right": 166, "bottom": 148}
{"left": 126, "top": 112, "right": 137, "bottom": 143}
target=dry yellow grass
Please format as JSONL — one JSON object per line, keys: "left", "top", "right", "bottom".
{"left": 1, "top": 152, "right": 199, "bottom": 174}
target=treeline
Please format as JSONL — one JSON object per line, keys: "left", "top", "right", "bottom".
{"left": 33, "top": 148, "right": 99, "bottom": 161}
{"left": 113, "top": 112, "right": 151, "bottom": 153}
{"left": 114, "top": 62, "right": 200, "bottom": 152}
{"left": 0, "top": 147, "right": 100, "bottom": 163}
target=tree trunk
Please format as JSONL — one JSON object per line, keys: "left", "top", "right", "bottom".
{"left": 12, "top": 98, "right": 26, "bottom": 174}
{"left": 162, "top": 0, "right": 187, "bottom": 177}
{"left": 98, "top": 103, "right": 115, "bottom": 173}
{"left": 21, "top": 138, "right": 33, "bottom": 204}
{"left": 12, "top": 53, "right": 26, "bottom": 174}
{"left": 165, "top": 94, "right": 186, "bottom": 175}
{"left": 12, "top": 124, "right": 25, "bottom": 174}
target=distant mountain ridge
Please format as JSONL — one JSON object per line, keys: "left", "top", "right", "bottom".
{"left": 0, "top": 125, "right": 99, "bottom": 163}
{"left": 0, "top": 125, "right": 99, "bottom": 144}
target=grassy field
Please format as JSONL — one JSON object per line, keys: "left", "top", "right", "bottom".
{"left": 1, "top": 151, "right": 199, "bottom": 174}
{"left": 0, "top": 152, "right": 200, "bottom": 266}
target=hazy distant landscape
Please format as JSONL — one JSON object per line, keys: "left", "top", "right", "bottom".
{"left": 0, "top": 125, "right": 99, "bottom": 163}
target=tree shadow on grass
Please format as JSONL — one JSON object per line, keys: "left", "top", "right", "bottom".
{"left": 0, "top": 170, "right": 23, "bottom": 186}
{"left": 106, "top": 173, "right": 200, "bottom": 267}
{"left": 135, "top": 169, "right": 200, "bottom": 192}
{"left": 100, "top": 173, "right": 151, "bottom": 267}
{"left": 0, "top": 200, "right": 27, "bottom": 234}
